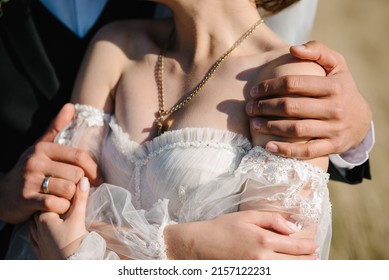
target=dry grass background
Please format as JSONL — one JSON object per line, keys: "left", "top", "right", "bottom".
{"left": 311, "top": 0, "right": 389, "bottom": 259}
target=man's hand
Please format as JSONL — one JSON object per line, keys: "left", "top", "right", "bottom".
{"left": 0, "top": 103, "right": 102, "bottom": 224}
{"left": 247, "top": 40, "right": 372, "bottom": 159}
{"left": 164, "top": 211, "right": 318, "bottom": 260}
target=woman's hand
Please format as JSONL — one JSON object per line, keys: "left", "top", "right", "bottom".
{"left": 29, "top": 177, "right": 91, "bottom": 259}
{"left": 164, "top": 211, "right": 318, "bottom": 260}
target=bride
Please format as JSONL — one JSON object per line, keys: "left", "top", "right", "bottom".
{"left": 13, "top": 0, "right": 331, "bottom": 259}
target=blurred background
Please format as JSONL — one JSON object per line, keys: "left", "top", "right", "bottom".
{"left": 311, "top": 0, "right": 389, "bottom": 259}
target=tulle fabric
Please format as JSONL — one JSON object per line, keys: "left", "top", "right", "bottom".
{"left": 6, "top": 104, "right": 332, "bottom": 259}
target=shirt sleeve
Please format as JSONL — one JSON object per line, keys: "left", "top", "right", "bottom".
{"left": 329, "top": 121, "right": 375, "bottom": 169}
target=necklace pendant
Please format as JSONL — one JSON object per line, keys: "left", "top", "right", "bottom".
{"left": 157, "top": 123, "right": 164, "bottom": 136}
{"left": 156, "top": 117, "right": 165, "bottom": 136}
{"left": 155, "top": 115, "right": 174, "bottom": 136}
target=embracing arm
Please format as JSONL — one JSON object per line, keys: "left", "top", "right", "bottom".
{"left": 247, "top": 41, "right": 373, "bottom": 183}
{"left": 250, "top": 49, "right": 329, "bottom": 171}
{"left": 244, "top": 53, "right": 331, "bottom": 257}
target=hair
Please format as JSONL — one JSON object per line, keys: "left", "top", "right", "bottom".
{"left": 255, "top": 0, "right": 300, "bottom": 15}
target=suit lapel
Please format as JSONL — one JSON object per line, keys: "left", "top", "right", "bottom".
{"left": 0, "top": 0, "right": 59, "bottom": 99}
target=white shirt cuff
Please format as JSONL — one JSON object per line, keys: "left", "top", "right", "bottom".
{"left": 329, "top": 121, "right": 375, "bottom": 169}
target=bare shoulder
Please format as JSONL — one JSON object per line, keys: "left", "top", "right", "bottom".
{"left": 71, "top": 19, "right": 172, "bottom": 110}
{"left": 91, "top": 19, "right": 173, "bottom": 59}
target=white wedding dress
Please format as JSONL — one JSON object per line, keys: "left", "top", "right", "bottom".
{"left": 7, "top": 104, "right": 332, "bottom": 260}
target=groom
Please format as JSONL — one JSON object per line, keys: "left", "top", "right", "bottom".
{"left": 0, "top": 0, "right": 373, "bottom": 258}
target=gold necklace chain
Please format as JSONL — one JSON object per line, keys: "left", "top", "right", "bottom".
{"left": 155, "top": 19, "right": 264, "bottom": 135}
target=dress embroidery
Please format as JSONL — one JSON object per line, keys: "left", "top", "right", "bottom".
{"left": 236, "top": 146, "right": 329, "bottom": 223}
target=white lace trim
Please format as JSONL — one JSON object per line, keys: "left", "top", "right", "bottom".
{"left": 56, "top": 104, "right": 109, "bottom": 146}
{"left": 237, "top": 146, "right": 329, "bottom": 224}
{"left": 74, "top": 104, "right": 108, "bottom": 127}
{"left": 147, "top": 218, "right": 177, "bottom": 260}
{"left": 108, "top": 122, "right": 252, "bottom": 208}
{"left": 109, "top": 119, "right": 252, "bottom": 161}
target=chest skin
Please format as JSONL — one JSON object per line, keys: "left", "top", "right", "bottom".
{"left": 113, "top": 53, "right": 267, "bottom": 145}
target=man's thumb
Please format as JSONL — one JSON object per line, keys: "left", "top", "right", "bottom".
{"left": 290, "top": 41, "right": 339, "bottom": 74}
{"left": 39, "top": 103, "right": 75, "bottom": 142}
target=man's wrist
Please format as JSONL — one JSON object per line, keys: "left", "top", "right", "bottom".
{"left": 330, "top": 121, "right": 375, "bottom": 169}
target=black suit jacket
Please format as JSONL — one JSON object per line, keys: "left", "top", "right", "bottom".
{"left": 0, "top": 0, "right": 156, "bottom": 172}
{"left": 0, "top": 0, "right": 156, "bottom": 259}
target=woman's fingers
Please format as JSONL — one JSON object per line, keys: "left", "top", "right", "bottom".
{"left": 242, "top": 211, "right": 296, "bottom": 235}
{"left": 65, "top": 177, "right": 90, "bottom": 223}
{"left": 239, "top": 211, "right": 318, "bottom": 257}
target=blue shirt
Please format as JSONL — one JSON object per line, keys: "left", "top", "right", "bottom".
{"left": 40, "top": 0, "right": 108, "bottom": 38}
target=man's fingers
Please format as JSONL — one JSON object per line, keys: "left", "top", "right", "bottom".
{"left": 247, "top": 97, "right": 338, "bottom": 119}
{"left": 39, "top": 177, "right": 77, "bottom": 200}
{"left": 250, "top": 118, "right": 335, "bottom": 139}
{"left": 32, "top": 142, "right": 102, "bottom": 185}
{"left": 31, "top": 193, "right": 71, "bottom": 215}
{"left": 24, "top": 170, "right": 77, "bottom": 202}
{"left": 27, "top": 156, "right": 85, "bottom": 187}
{"left": 290, "top": 41, "right": 346, "bottom": 74}
{"left": 265, "top": 139, "right": 336, "bottom": 160}
{"left": 250, "top": 75, "right": 335, "bottom": 99}
{"left": 39, "top": 103, "right": 75, "bottom": 143}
